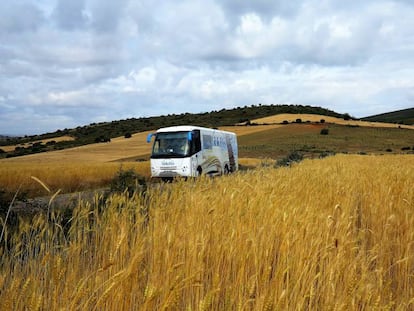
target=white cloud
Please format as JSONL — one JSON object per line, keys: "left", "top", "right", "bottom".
{"left": 1, "top": 0, "right": 414, "bottom": 135}
{"left": 0, "top": 2, "right": 45, "bottom": 34}
{"left": 53, "top": 0, "right": 88, "bottom": 30}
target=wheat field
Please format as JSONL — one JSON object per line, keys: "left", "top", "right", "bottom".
{"left": 0, "top": 159, "right": 266, "bottom": 198}
{"left": 1, "top": 154, "right": 413, "bottom": 310}
{"left": 0, "top": 161, "right": 150, "bottom": 198}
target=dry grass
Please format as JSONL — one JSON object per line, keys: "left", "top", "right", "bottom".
{"left": 1, "top": 154, "right": 413, "bottom": 310}
{"left": 0, "top": 161, "right": 150, "bottom": 198}
{"left": 0, "top": 158, "right": 261, "bottom": 197}
{"left": 251, "top": 113, "right": 414, "bottom": 130}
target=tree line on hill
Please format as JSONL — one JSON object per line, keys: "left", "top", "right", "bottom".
{"left": 0, "top": 104, "right": 351, "bottom": 159}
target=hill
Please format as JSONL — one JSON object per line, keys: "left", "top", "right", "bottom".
{"left": 250, "top": 113, "right": 414, "bottom": 129}
{"left": 0, "top": 104, "right": 345, "bottom": 159}
{"left": 2, "top": 120, "right": 413, "bottom": 165}
{"left": 238, "top": 123, "right": 414, "bottom": 159}
{"left": 362, "top": 107, "right": 414, "bottom": 125}
{"left": 2, "top": 104, "right": 414, "bottom": 161}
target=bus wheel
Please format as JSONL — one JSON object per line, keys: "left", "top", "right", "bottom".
{"left": 197, "top": 167, "right": 202, "bottom": 176}
{"left": 223, "top": 165, "right": 230, "bottom": 175}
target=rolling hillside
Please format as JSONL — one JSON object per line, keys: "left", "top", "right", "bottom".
{"left": 362, "top": 107, "right": 414, "bottom": 125}
{"left": 1, "top": 105, "right": 413, "bottom": 161}
{"left": 251, "top": 113, "right": 414, "bottom": 129}
{"left": 0, "top": 104, "right": 346, "bottom": 158}
{"left": 0, "top": 125, "right": 283, "bottom": 163}
{"left": 238, "top": 122, "right": 414, "bottom": 159}
{"left": 2, "top": 115, "right": 413, "bottom": 165}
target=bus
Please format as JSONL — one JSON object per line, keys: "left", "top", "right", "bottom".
{"left": 146, "top": 125, "right": 238, "bottom": 179}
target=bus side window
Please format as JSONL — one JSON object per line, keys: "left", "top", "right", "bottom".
{"left": 191, "top": 130, "right": 201, "bottom": 154}
{"left": 153, "top": 140, "right": 160, "bottom": 153}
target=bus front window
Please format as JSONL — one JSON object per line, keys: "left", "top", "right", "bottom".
{"left": 152, "top": 132, "right": 190, "bottom": 158}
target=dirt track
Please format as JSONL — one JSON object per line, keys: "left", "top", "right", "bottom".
{"left": 11, "top": 189, "right": 109, "bottom": 215}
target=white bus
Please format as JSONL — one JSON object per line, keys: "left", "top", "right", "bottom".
{"left": 146, "top": 125, "right": 238, "bottom": 179}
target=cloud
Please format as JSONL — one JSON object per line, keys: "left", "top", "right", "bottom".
{"left": 0, "top": 0, "right": 414, "bottom": 135}
{"left": 53, "top": 0, "right": 88, "bottom": 30}
{"left": 0, "top": 2, "right": 45, "bottom": 34}
{"left": 220, "top": 0, "right": 302, "bottom": 21}
{"left": 88, "top": 0, "right": 129, "bottom": 33}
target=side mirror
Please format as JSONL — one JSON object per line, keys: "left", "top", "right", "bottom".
{"left": 146, "top": 133, "right": 154, "bottom": 143}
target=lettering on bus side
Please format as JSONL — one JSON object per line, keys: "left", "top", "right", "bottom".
{"left": 202, "top": 135, "right": 212, "bottom": 149}
{"left": 203, "top": 133, "right": 229, "bottom": 150}
{"left": 212, "top": 136, "right": 227, "bottom": 149}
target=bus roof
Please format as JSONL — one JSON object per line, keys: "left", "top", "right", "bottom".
{"left": 155, "top": 125, "right": 236, "bottom": 135}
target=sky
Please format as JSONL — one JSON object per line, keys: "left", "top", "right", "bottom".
{"left": 1, "top": 0, "right": 414, "bottom": 135}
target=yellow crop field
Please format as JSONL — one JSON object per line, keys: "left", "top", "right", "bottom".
{"left": 251, "top": 113, "right": 414, "bottom": 130}
{"left": 0, "top": 161, "right": 150, "bottom": 198}
{"left": 1, "top": 154, "right": 413, "bottom": 310}
{"left": 0, "top": 158, "right": 265, "bottom": 198}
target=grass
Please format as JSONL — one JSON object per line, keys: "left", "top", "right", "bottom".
{"left": 0, "top": 158, "right": 266, "bottom": 199}
{"left": 238, "top": 123, "right": 414, "bottom": 159}
{"left": 0, "top": 154, "right": 413, "bottom": 310}
{"left": 0, "top": 161, "right": 150, "bottom": 199}
{"left": 1, "top": 120, "right": 413, "bottom": 199}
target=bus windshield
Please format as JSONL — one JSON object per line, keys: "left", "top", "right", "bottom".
{"left": 151, "top": 132, "right": 190, "bottom": 158}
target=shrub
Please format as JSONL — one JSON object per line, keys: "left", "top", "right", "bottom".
{"left": 110, "top": 167, "right": 147, "bottom": 197}
{"left": 386, "top": 148, "right": 393, "bottom": 152}
{"left": 320, "top": 119, "right": 325, "bottom": 124}
{"left": 95, "top": 136, "right": 111, "bottom": 143}
{"left": 275, "top": 151, "right": 304, "bottom": 167}
{"left": 319, "top": 151, "right": 336, "bottom": 159}
{"left": 282, "top": 120, "right": 289, "bottom": 124}
{"left": 401, "top": 146, "right": 410, "bottom": 151}
{"left": 31, "top": 142, "right": 46, "bottom": 153}
{"left": 0, "top": 149, "right": 5, "bottom": 154}
{"left": 296, "top": 118, "right": 302, "bottom": 123}
{"left": 124, "top": 133, "right": 132, "bottom": 139}
{"left": 320, "top": 128, "right": 329, "bottom": 135}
